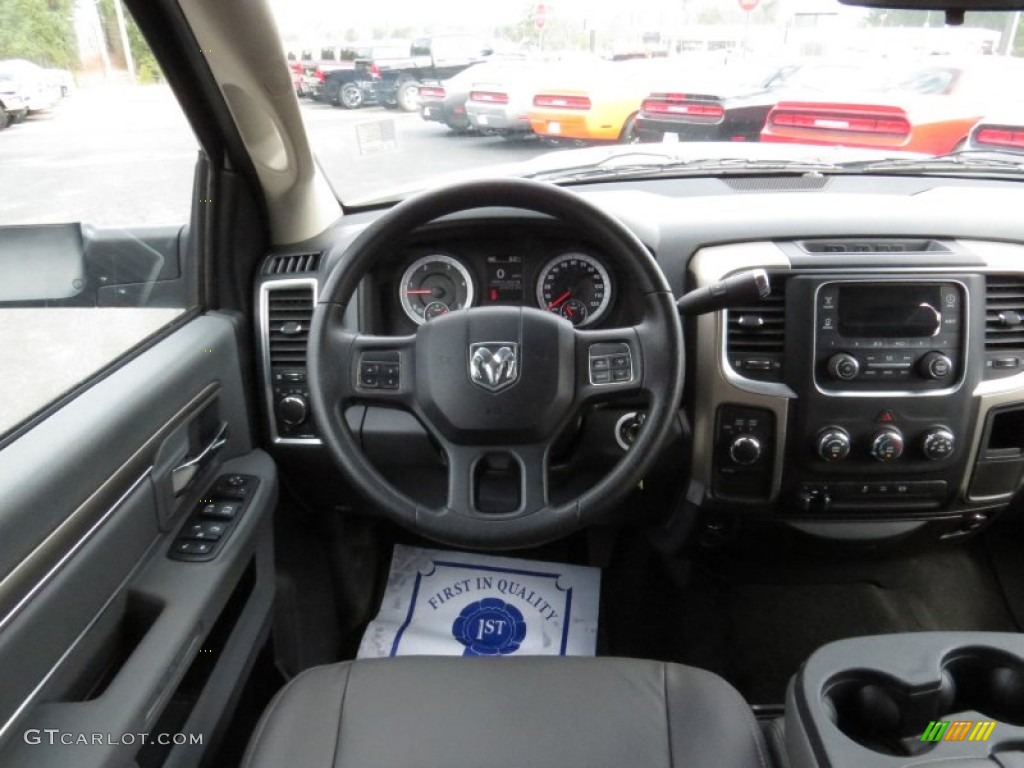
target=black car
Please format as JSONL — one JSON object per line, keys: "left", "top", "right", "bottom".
{"left": 318, "top": 41, "right": 411, "bottom": 109}
{"left": 636, "top": 62, "right": 871, "bottom": 143}
{"left": 372, "top": 35, "right": 495, "bottom": 112}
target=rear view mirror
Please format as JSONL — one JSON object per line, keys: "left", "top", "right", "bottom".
{"left": 840, "top": 0, "right": 1024, "bottom": 7}
{"left": 838, "top": 0, "right": 1024, "bottom": 24}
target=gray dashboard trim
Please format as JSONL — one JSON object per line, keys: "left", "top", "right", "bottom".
{"left": 0, "top": 471, "right": 152, "bottom": 745}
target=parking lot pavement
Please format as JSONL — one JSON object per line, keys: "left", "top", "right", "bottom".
{"left": 0, "top": 86, "right": 553, "bottom": 228}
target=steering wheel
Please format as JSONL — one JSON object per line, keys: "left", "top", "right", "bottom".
{"left": 308, "top": 178, "right": 684, "bottom": 549}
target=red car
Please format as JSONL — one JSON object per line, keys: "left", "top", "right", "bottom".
{"left": 761, "top": 58, "right": 1024, "bottom": 155}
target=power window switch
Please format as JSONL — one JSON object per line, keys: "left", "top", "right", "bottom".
{"left": 202, "top": 502, "right": 240, "bottom": 520}
{"left": 173, "top": 539, "right": 213, "bottom": 556}
{"left": 186, "top": 521, "right": 227, "bottom": 540}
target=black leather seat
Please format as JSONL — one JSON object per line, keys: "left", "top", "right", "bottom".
{"left": 242, "top": 656, "right": 769, "bottom": 768}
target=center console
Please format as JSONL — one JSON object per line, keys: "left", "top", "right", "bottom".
{"left": 787, "top": 274, "right": 978, "bottom": 516}
{"left": 690, "top": 239, "right": 1024, "bottom": 533}
{"left": 786, "top": 632, "right": 1024, "bottom": 767}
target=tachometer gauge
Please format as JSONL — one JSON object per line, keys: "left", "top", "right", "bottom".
{"left": 399, "top": 254, "right": 475, "bottom": 325}
{"left": 536, "top": 252, "right": 612, "bottom": 327}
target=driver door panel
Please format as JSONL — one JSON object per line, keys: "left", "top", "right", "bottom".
{"left": 0, "top": 315, "right": 276, "bottom": 767}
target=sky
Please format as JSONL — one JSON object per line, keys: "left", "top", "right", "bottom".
{"left": 265, "top": 0, "right": 853, "bottom": 42}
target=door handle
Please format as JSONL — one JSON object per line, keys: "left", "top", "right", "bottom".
{"left": 171, "top": 422, "right": 228, "bottom": 495}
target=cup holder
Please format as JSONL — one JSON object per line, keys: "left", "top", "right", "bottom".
{"left": 824, "top": 648, "right": 1024, "bottom": 757}
{"left": 942, "top": 649, "right": 1024, "bottom": 728}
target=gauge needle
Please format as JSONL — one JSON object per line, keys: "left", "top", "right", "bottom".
{"left": 405, "top": 289, "right": 434, "bottom": 295}
{"left": 548, "top": 291, "right": 571, "bottom": 309}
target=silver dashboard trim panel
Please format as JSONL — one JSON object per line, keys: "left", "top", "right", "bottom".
{"left": 258, "top": 278, "right": 322, "bottom": 445}
{"left": 692, "top": 242, "right": 794, "bottom": 502}
{"left": 693, "top": 238, "right": 1024, "bottom": 508}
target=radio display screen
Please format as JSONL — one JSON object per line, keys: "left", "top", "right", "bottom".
{"left": 837, "top": 284, "right": 943, "bottom": 338}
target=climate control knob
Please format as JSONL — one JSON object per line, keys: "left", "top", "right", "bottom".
{"left": 728, "top": 436, "right": 762, "bottom": 466}
{"left": 817, "top": 427, "right": 851, "bottom": 463}
{"left": 827, "top": 353, "right": 860, "bottom": 381}
{"left": 919, "top": 351, "right": 953, "bottom": 380}
{"left": 871, "top": 427, "right": 905, "bottom": 462}
{"left": 277, "top": 394, "right": 309, "bottom": 426}
{"left": 922, "top": 427, "right": 955, "bottom": 461}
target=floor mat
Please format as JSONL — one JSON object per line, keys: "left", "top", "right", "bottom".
{"left": 358, "top": 545, "right": 601, "bottom": 658}
{"left": 604, "top": 535, "right": 1019, "bottom": 705}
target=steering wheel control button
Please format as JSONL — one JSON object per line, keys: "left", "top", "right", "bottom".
{"left": 728, "top": 436, "right": 762, "bottom": 466}
{"left": 816, "top": 428, "right": 851, "bottom": 463}
{"left": 827, "top": 353, "right": 860, "bottom": 381}
{"left": 919, "top": 351, "right": 953, "bottom": 380}
{"left": 922, "top": 427, "right": 955, "bottom": 461}
{"left": 359, "top": 352, "right": 401, "bottom": 390}
{"left": 359, "top": 361, "right": 381, "bottom": 388}
{"left": 871, "top": 427, "right": 905, "bottom": 462}
{"left": 380, "top": 363, "right": 400, "bottom": 389}
{"left": 589, "top": 343, "right": 632, "bottom": 386}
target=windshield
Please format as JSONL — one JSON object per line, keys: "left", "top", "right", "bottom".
{"left": 266, "top": 1, "right": 1024, "bottom": 203}
{"left": 270, "top": 1, "right": 1024, "bottom": 203}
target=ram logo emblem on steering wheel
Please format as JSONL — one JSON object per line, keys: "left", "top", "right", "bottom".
{"left": 469, "top": 343, "right": 519, "bottom": 392}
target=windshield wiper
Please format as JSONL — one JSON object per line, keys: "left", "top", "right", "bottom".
{"left": 837, "top": 150, "right": 1024, "bottom": 174}
{"left": 523, "top": 155, "right": 844, "bottom": 183}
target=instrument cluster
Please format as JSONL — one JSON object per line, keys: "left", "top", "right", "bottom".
{"left": 396, "top": 248, "right": 615, "bottom": 329}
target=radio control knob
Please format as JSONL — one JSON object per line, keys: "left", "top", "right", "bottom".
{"left": 827, "top": 353, "right": 860, "bottom": 381}
{"left": 278, "top": 394, "right": 309, "bottom": 426}
{"left": 817, "top": 427, "right": 851, "bottom": 463}
{"left": 871, "top": 428, "right": 904, "bottom": 462}
{"left": 919, "top": 352, "right": 953, "bottom": 380}
{"left": 922, "top": 427, "right": 955, "bottom": 461}
{"left": 728, "top": 436, "right": 762, "bottom": 466}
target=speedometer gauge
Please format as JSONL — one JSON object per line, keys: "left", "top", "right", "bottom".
{"left": 399, "top": 254, "right": 475, "bottom": 325}
{"left": 536, "top": 252, "right": 612, "bottom": 327}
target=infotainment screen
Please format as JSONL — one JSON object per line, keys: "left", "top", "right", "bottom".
{"left": 837, "top": 284, "right": 943, "bottom": 338}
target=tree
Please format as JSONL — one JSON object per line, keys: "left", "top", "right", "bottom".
{"left": 867, "top": 8, "right": 1024, "bottom": 55}
{"left": 97, "top": 0, "right": 162, "bottom": 82}
{"left": 0, "top": 0, "right": 77, "bottom": 68}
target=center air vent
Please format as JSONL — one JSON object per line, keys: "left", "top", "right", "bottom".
{"left": 267, "top": 285, "right": 314, "bottom": 367}
{"left": 265, "top": 252, "right": 322, "bottom": 275}
{"left": 985, "top": 275, "right": 1024, "bottom": 378}
{"left": 800, "top": 239, "right": 949, "bottom": 255}
{"left": 726, "top": 275, "right": 787, "bottom": 381}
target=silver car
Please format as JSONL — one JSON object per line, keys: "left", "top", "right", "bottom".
{"left": 465, "top": 64, "right": 543, "bottom": 137}
{"left": 0, "top": 71, "right": 29, "bottom": 129}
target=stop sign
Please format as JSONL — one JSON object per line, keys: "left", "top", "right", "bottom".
{"left": 738, "top": 0, "right": 759, "bottom": 10}
{"left": 535, "top": 3, "right": 547, "bottom": 29}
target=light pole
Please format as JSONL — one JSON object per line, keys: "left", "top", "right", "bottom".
{"left": 112, "top": 0, "right": 136, "bottom": 83}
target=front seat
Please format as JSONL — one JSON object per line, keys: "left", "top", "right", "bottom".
{"left": 242, "top": 656, "right": 769, "bottom": 768}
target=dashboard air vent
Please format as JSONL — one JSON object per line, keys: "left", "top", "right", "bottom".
{"left": 265, "top": 252, "right": 322, "bottom": 275}
{"left": 724, "top": 176, "right": 829, "bottom": 192}
{"left": 800, "top": 239, "right": 948, "bottom": 254}
{"left": 726, "top": 275, "right": 787, "bottom": 381}
{"left": 985, "top": 275, "right": 1024, "bottom": 355}
{"left": 267, "top": 286, "right": 314, "bottom": 366}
